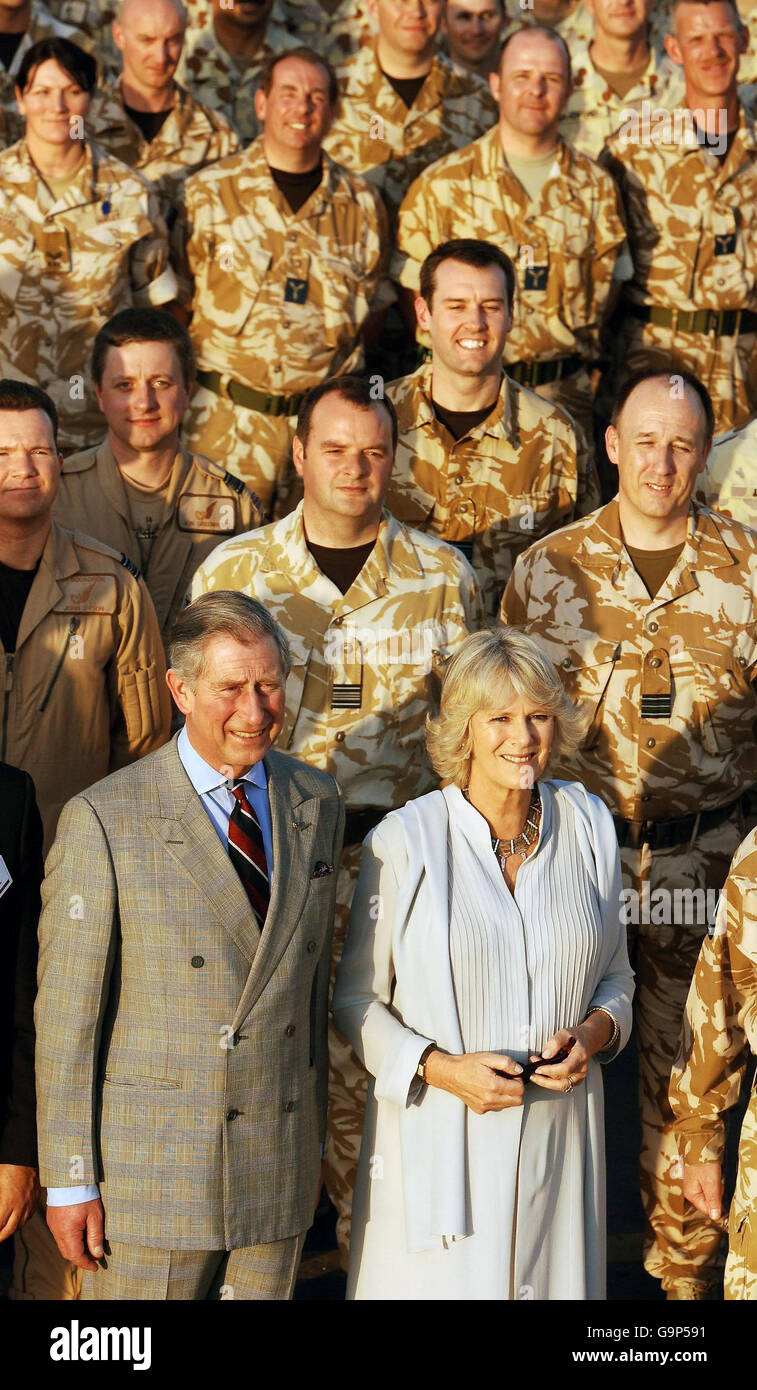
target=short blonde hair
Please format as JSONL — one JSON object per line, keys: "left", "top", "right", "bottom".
{"left": 426, "top": 626, "right": 587, "bottom": 788}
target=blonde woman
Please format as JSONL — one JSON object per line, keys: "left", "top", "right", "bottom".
{"left": 333, "top": 627, "right": 634, "bottom": 1300}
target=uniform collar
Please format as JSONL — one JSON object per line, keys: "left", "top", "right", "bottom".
{"left": 578, "top": 496, "right": 738, "bottom": 575}
{"left": 260, "top": 501, "right": 426, "bottom": 588}
{"left": 408, "top": 360, "right": 516, "bottom": 444}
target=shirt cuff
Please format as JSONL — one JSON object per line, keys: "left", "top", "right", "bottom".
{"left": 46, "top": 1184, "right": 100, "bottom": 1205}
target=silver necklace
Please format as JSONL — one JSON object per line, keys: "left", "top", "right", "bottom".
{"left": 491, "top": 787, "right": 542, "bottom": 867}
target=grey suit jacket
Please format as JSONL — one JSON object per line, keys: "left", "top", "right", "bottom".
{"left": 35, "top": 736, "right": 344, "bottom": 1250}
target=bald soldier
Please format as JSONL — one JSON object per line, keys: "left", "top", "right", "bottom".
{"left": 393, "top": 25, "right": 629, "bottom": 437}
{"left": 54, "top": 308, "right": 263, "bottom": 647}
{"left": 503, "top": 369, "right": 757, "bottom": 1299}
{"left": 322, "top": 0, "right": 496, "bottom": 226}
{"left": 386, "top": 239, "right": 600, "bottom": 616}
{"left": 177, "top": 0, "right": 294, "bottom": 145}
{"left": 0, "top": 377, "right": 169, "bottom": 1300}
{"left": 670, "top": 828, "right": 757, "bottom": 1300}
{"left": 602, "top": 0, "right": 757, "bottom": 435}
{"left": 85, "top": 0, "right": 238, "bottom": 218}
{"left": 559, "top": 0, "right": 684, "bottom": 159}
{"left": 173, "top": 47, "right": 389, "bottom": 516}
{"left": 191, "top": 374, "right": 484, "bottom": 1266}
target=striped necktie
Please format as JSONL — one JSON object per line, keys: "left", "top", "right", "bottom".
{"left": 227, "top": 781, "right": 270, "bottom": 928}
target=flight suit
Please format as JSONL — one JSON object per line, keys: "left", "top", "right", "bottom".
{"left": 386, "top": 362, "right": 600, "bottom": 615}
{"left": 191, "top": 503, "right": 484, "bottom": 1262}
{"left": 54, "top": 440, "right": 264, "bottom": 644}
{"left": 502, "top": 498, "right": 757, "bottom": 1294}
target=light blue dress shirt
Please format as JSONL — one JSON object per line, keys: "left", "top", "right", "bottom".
{"left": 47, "top": 730, "right": 275, "bottom": 1208}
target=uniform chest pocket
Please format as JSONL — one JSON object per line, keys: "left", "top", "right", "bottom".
{"left": 389, "top": 622, "right": 450, "bottom": 750}
{"left": 177, "top": 494, "right": 237, "bottom": 533}
{"left": 202, "top": 241, "right": 272, "bottom": 335}
{"left": 0, "top": 216, "right": 34, "bottom": 309}
{"left": 552, "top": 632, "right": 621, "bottom": 749}
{"left": 689, "top": 643, "right": 756, "bottom": 755}
{"left": 319, "top": 256, "right": 362, "bottom": 346}
{"left": 279, "top": 634, "right": 313, "bottom": 750}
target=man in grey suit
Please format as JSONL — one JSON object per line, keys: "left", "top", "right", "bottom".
{"left": 35, "top": 591, "right": 344, "bottom": 1299}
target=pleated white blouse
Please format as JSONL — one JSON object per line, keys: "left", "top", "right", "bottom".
{"left": 333, "top": 779, "right": 635, "bottom": 1301}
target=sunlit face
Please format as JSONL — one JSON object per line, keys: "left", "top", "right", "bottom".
{"left": 368, "top": 0, "right": 443, "bottom": 56}
{"left": 293, "top": 395, "right": 394, "bottom": 530}
{"left": 606, "top": 377, "right": 710, "bottom": 531}
{"left": 584, "top": 0, "right": 654, "bottom": 40}
{"left": 167, "top": 632, "right": 287, "bottom": 777}
{"left": 665, "top": 1, "right": 746, "bottom": 97}
{"left": 113, "top": 0, "right": 186, "bottom": 91}
{"left": 16, "top": 59, "right": 91, "bottom": 146}
{"left": 416, "top": 258, "right": 512, "bottom": 377}
{"left": 0, "top": 409, "right": 62, "bottom": 524}
{"left": 95, "top": 340, "right": 190, "bottom": 453}
{"left": 490, "top": 30, "right": 571, "bottom": 136}
{"left": 442, "top": 0, "right": 504, "bottom": 66}
{"left": 468, "top": 691, "right": 555, "bottom": 797}
{"left": 254, "top": 56, "right": 333, "bottom": 161}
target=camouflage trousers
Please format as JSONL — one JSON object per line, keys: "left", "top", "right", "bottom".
{"left": 621, "top": 807, "right": 749, "bottom": 1295}
{"left": 181, "top": 383, "right": 297, "bottom": 518}
{"left": 322, "top": 839, "right": 367, "bottom": 1269}
{"left": 725, "top": 1091, "right": 757, "bottom": 1300}
{"left": 611, "top": 316, "right": 757, "bottom": 435}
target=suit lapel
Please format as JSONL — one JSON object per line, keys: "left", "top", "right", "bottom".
{"left": 232, "top": 755, "right": 318, "bottom": 1031}
{"left": 147, "top": 740, "right": 261, "bottom": 964}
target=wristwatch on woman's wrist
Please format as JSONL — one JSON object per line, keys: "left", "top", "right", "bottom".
{"left": 416, "top": 1043, "right": 437, "bottom": 1085}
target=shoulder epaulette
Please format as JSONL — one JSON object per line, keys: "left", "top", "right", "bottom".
{"left": 119, "top": 552, "right": 141, "bottom": 580}
{"left": 223, "top": 470, "right": 245, "bottom": 495}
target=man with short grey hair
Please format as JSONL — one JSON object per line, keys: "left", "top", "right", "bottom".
{"left": 36, "top": 590, "right": 344, "bottom": 1300}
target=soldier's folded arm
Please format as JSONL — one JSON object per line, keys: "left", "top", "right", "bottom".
{"left": 109, "top": 568, "right": 171, "bottom": 770}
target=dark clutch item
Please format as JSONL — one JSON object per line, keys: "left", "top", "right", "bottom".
{"left": 497, "top": 1044, "right": 573, "bottom": 1084}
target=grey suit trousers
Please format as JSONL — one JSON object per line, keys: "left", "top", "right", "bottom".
{"left": 80, "top": 1232, "right": 306, "bottom": 1301}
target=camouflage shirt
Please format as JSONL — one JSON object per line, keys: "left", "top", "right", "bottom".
{"left": 190, "top": 503, "right": 485, "bottom": 809}
{"left": 176, "top": 20, "right": 294, "bottom": 144}
{"left": 0, "top": 139, "right": 176, "bottom": 452}
{"left": 602, "top": 97, "right": 757, "bottom": 317}
{"left": 501, "top": 498, "right": 757, "bottom": 820}
{"left": 385, "top": 363, "right": 600, "bottom": 616}
{"left": 394, "top": 126, "right": 627, "bottom": 368}
{"left": 85, "top": 80, "right": 238, "bottom": 219}
{"left": 559, "top": 41, "right": 684, "bottom": 160}
{"left": 174, "top": 137, "right": 388, "bottom": 395}
{"left": 272, "top": 0, "right": 373, "bottom": 62}
{"left": 670, "top": 827, "right": 757, "bottom": 1165}
{"left": 54, "top": 440, "right": 264, "bottom": 642}
{"left": 695, "top": 420, "right": 757, "bottom": 530}
{"left": 322, "top": 42, "right": 497, "bottom": 223}
{"left": 0, "top": 3, "right": 91, "bottom": 120}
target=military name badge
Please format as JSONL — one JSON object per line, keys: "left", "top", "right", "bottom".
{"left": 53, "top": 573, "right": 118, "bottom": 615}
{"left": 0, "top": 855, "right": 12, "bottom": 900}
{"left": 178, "top": 494, "right": 237, "bottom": 532}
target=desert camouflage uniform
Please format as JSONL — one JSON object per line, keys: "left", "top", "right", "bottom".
{"left": 0, "top": 3, "right": 92, "bottom": 117}
{"left": 502, "top": 497, "right": 757, "bottom": 1293}
{"left": 559, "top": 41, "right": 684, "bottom": 160}
{"left": 695, "top": 419, "right": 757, "bottom": 530}
{"left": 54, "top": 440, "right": 263, "bottom": 643}
{"left": 394, "top": 126, "right": 627, "bottom": 434}
{"left": 191, "top": 503, "right": 484, "bottom": 1262}
{"left": 173, "top": 138, "right": 389, "bottom": 513}
{"left": 176, "top": 19, "right": 294, "bottom": 144}
{"left": 386, "top": 362, "right": 600, "bottom": 615}
{"left": 85, "top": 80, "right": 238, "bottom": 222}
{"left": 0, "top": 139, "right": 176, "bottom": 453}
{"left": 602, "top": 98, "right": 757, "bottom": 435}
{"left": 670, "top": 829, "right": 757, "bottom": 1300}
{"left": 273, "top": 0, "right": 373, "bottom": 61}
{"left": 322, "top": 42, "right": 497, "bottom": 224}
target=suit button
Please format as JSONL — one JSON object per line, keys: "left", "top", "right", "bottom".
{"left": 226, "top": 1108, "right": 240, "bottom": 1121}
{"left": 285, "top": 1024, "right": 296, "bottom": 1037}
{"left": 191, "top": 955, "right": 204, "bottom": 968}
{"left": 284, "top": 1100, "right": 295, "bottom": 1113}
{"left": 335, "top": 731, "right": 345, "bottom": 743}
{"left": 307, "top": 940, "right": 317, "bottom": 953}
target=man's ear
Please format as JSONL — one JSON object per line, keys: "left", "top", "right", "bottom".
{"left": 664, "top": 32, "right": 684, "bottom": 68}
{"left": 166, "top": 668, "right": 193, "bottom": 716}
{"left": 254, "top": 87, "right": 267, "bottom": 123}
{"left": 292, "top": 433, "right": 305, "bottom": 478}
{"left": 605, "top": 424, "right": 620, "bottom": 468}
{"left": 415, "top": 295, "right": 431, "bottom": 333}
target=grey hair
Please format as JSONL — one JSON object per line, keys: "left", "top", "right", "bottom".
{"left": 425, "top": 626, "right": 588, "bottom": 788}
{"left": 169, "top": 591, "right": 291, "bottom": 687}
